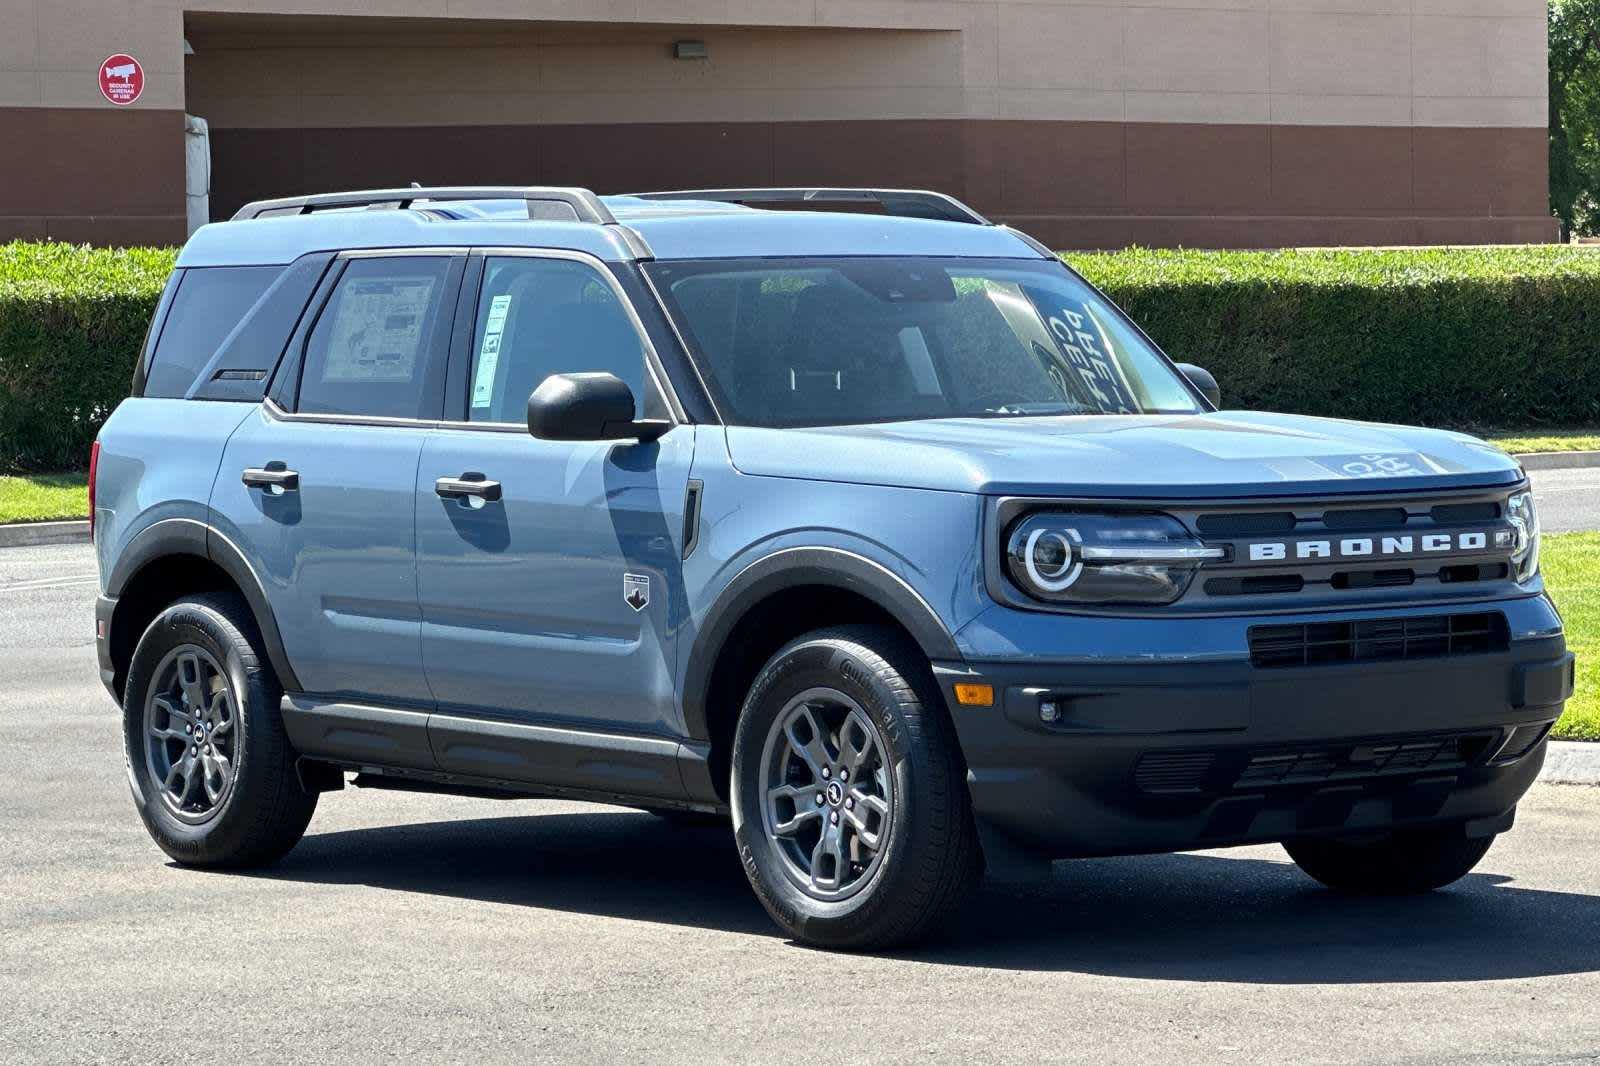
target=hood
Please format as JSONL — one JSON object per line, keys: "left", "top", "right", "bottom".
{"left": 724, "top": 411, "right": 1524, "bottom": 499}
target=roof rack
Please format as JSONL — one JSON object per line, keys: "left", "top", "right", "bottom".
{"left": 231, "top": 187, "right": 617, "bottom": 224}
{"left": 627, "top": 188, "right": 991, "bottom": 226}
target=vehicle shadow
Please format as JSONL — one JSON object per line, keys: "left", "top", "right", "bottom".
{"left": 242, "top": 807, "right": 1600, "bottom": 982}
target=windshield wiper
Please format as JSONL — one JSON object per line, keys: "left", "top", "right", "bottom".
{"left": 979, "top": 401, "right": 1095, "bottom": 417}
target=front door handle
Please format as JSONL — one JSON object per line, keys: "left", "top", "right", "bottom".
{"left": 435, "top": 474, "right": 502, "bottom": 502}
{"left": 242, "top": 466, "right": 299, "bottom": 493}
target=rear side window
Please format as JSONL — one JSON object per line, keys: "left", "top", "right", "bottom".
{"left": 296, "top": 256, "right": 457, "bottom": 420}
{"left": 143, "top": 266, "right": 284, "bottom": 398}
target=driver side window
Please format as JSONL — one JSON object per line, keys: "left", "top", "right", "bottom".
{"left": 467, "top": 256, "right": 653, "bottom": 424}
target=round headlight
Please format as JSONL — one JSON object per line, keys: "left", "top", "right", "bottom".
{"left": 1024, "top": 528, "right": 1082, "bottom": 590}
{"left": 1005, "top": 511, "right": 1222, "bottom": 607}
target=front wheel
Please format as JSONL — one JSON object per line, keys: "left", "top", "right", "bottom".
{"left": 731, "top": 626, "right": 981, "bottom": 950}
{"left": 1284, "top": 824, "right": 1496, "bottom": 895}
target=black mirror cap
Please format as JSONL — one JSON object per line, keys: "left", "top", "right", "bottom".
{"left": 527, "top": 372, "right": 669, "bottom": 442}
{"left": 1176, "top": 363, "right": 1221, "bottom": 409}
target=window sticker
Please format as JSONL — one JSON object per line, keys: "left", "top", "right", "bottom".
{"left": 322, "top": 277, "right": 436, "bottom": 383}
{"left": 471, "top": 294, "right": 514, "bottom": 409}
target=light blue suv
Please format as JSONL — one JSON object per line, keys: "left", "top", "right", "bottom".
{"left": 92, "top": 186, "right": 1573, "bottom": 949}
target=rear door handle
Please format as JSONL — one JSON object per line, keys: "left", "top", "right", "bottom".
{"left": 435, "top": 474, "right": 502, "bottom": 502}
{"left": 242, "top": 467, "right": 299, "bottom": 493}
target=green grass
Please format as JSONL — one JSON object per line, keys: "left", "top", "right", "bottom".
{"left": 1545, "top": 533, "right": 1600, "bottom": 740}
{"left": 1478, "top": 429, "right": 1600, "bottom": 455}
{"left": 0, "top": 471, "right": 87, "bottom": 524}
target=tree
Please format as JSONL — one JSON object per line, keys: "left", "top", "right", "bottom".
{"left": 1550, "top": 0, "right": 1600, "bottom": 239}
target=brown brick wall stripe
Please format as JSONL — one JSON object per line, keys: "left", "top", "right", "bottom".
{"left": 208, "top": 119, "right": 1556, "bottom": 248}
{"left": 0, "top": 108, "right": 187, "bottom": 245}
{"left": 0, "top": 111, "right": 1553, "bottom": 249}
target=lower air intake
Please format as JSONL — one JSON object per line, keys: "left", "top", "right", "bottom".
{"left": 1134, "top": 752, "right": 1217, "bottom": 794}
{"left": 1248, "top": 612, "right": 1509, "bottom": 669}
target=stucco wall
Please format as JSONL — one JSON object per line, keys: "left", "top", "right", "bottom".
{"left": 0, "top": 0, "right": 1556, "bottom": 246}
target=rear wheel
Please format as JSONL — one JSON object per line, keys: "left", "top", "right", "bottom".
{"left": 123, "top": 593, "right": 316, "bottom": 868}
{"left": 1284, "top": 824, "right": 1495, "bottom": 895}
{"left": 731, "top": 625, "right": 981, "bottom": 950}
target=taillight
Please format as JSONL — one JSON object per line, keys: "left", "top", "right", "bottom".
{"left": 88, "top": 440, "right": 100, "bottom": 540}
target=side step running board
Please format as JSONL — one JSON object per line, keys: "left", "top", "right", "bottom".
{"left": 280, "top": 694, "right": 720, "bottom": 809}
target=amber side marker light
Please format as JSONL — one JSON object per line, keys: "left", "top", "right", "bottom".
{"left": 953, "top": 683, "right": 994, "bottom": 707}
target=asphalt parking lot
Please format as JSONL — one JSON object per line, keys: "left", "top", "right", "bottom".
{"left": 1529, "top": 465, "right": 1600, "bottom": 533}
{"left": 5, "top": 530, "right": 1600, "bottom": 1065}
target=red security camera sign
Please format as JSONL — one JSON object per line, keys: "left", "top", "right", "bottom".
{"left": 99, "top": 54, "right": 144, "bottom": 106}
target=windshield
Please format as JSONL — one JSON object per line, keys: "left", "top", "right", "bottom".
{"left": 644, "top": 256, "right": 1204, "bottom": 428}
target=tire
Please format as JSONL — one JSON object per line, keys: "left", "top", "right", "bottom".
{"left": 1284, "top": 824, "right": 1496, "bottom": 895}
{"left": 730, "top": 625, "right": 981, "bottom": 950}
{"left": 122, "top": 592, "right": 317, "bottom": 868}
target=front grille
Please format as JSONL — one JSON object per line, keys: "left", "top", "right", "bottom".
{"left": 1248, "top": 611, "right": 1509, "bottom": 668}
{"left": 1330, "top": 568, "right": 1415, "bottom": 590}
{"left": 1233, "top": 731, "right": 1497, "bottom": 787}
{"left": 1432, "top": 501, "right": 1499, "bottom": 524}
{"left": 1205, "top": 574, "right": 1305, "bottom": 597}
{"left": 1323, "top": 506, "right": 1408, "bottom": 531}
{"left": 1195, "top": 511, "right": 1296, "bottom": 536}
{"left": 1176, "top": 490, "right": 1518, "bottom": 607}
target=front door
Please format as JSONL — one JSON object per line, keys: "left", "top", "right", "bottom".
{"left": 213, "top": 251, "right": 463, "bottom": 706}
{"left": 416, "top": 252, "right": 694, "bottom": 738}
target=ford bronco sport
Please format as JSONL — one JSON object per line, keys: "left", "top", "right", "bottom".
{"left": 92, "top": 186, "right": 1573, "bottom": 950}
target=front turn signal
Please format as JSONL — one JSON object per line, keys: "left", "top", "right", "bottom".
{"left": 954, "top": 682, "right": 994, "bottom": 708}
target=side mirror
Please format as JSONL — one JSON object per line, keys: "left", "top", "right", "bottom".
{"left": 1176, "top": 363, "right": 1221, "bottom": 409}
{"left": 527, "top": 372, "right": 669, "bottom": 442}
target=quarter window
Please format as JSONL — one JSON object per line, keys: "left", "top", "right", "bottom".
{"left": 466, "top": 257, "right": 652, "bottom": 424}
{"left": 297, "top": 257, "right": 455, "bottom": 419}
{"left": 143, "top": 266, "right": 283, "bottom": 399}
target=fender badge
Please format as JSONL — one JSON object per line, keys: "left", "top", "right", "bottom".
{"left": 623, "top": 573, "right": 650, "bottom": 612}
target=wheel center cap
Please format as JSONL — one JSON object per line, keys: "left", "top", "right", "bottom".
{"left": 825, "top": 781, "right": 844, "bottom": 806}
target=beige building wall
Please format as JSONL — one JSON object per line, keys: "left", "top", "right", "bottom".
{"left": 181, "top": 0, "right": 1549, "bottom": 130}
{"left": 0, "top": 0, "right": 1557, "bottom": 246}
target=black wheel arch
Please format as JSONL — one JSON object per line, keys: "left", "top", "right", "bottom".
{"left": 105, "top": 518, "right": 302, "bottom": 698}
{"left": 681, "top": 547, "right": 962, "bottom": 749}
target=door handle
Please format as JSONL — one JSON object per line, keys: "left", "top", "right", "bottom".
{"left": 242, "top": 466, "right": 299, "bottom": 493}
{"left": 435, "top": 474, "right": 502, "bottom": 502}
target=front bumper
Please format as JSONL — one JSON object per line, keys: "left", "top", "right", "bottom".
{"left": 935, "top": 596, "right": 1573, "bottom": 865}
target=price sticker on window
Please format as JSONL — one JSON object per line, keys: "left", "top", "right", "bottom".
{"left": 471, "top": 295, "right": 513, "bottom": 409}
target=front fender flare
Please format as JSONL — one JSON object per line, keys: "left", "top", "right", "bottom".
{"left": 680, "top": 546, "right": 962, "bottom": 742}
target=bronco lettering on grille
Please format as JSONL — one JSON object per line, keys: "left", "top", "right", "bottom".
{"left": 1244, "top": 528, "right": 1508, "bottom": 563}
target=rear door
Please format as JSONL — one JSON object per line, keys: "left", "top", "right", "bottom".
{"left": 415, "top": 250, "right": 694, "bottom": 783}
{"left": 212, "top": 250, "right": 465, "bottom": 707}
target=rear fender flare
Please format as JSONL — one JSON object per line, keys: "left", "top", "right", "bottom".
{"left": 107, "top": 517, "right": 302, "bottom": 693}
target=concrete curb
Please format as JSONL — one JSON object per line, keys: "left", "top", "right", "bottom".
{"left": 1515, "top": 450, "right": 1600, "bottom": 471}
{"left": 1541, "top": 741, "right": 1600, "bottom": 787}
{"left": 0, "top": 520, "right": 90, "bottom": 548}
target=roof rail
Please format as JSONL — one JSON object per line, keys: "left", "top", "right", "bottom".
{"left": 627, "top": 188, "right": 991, "bottom": 226}
{"left": 231, "top": 187, "right": 617, "bottom": 224}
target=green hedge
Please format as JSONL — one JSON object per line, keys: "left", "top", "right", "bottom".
{"left": 3, "top": 241, "right": 1599, "bottom": 472}
{"left": 0, "top": 242, "right": 175, "bottom": 471}
{"left": 1065, "top": 246, "right": 1600, "bottom": 430}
